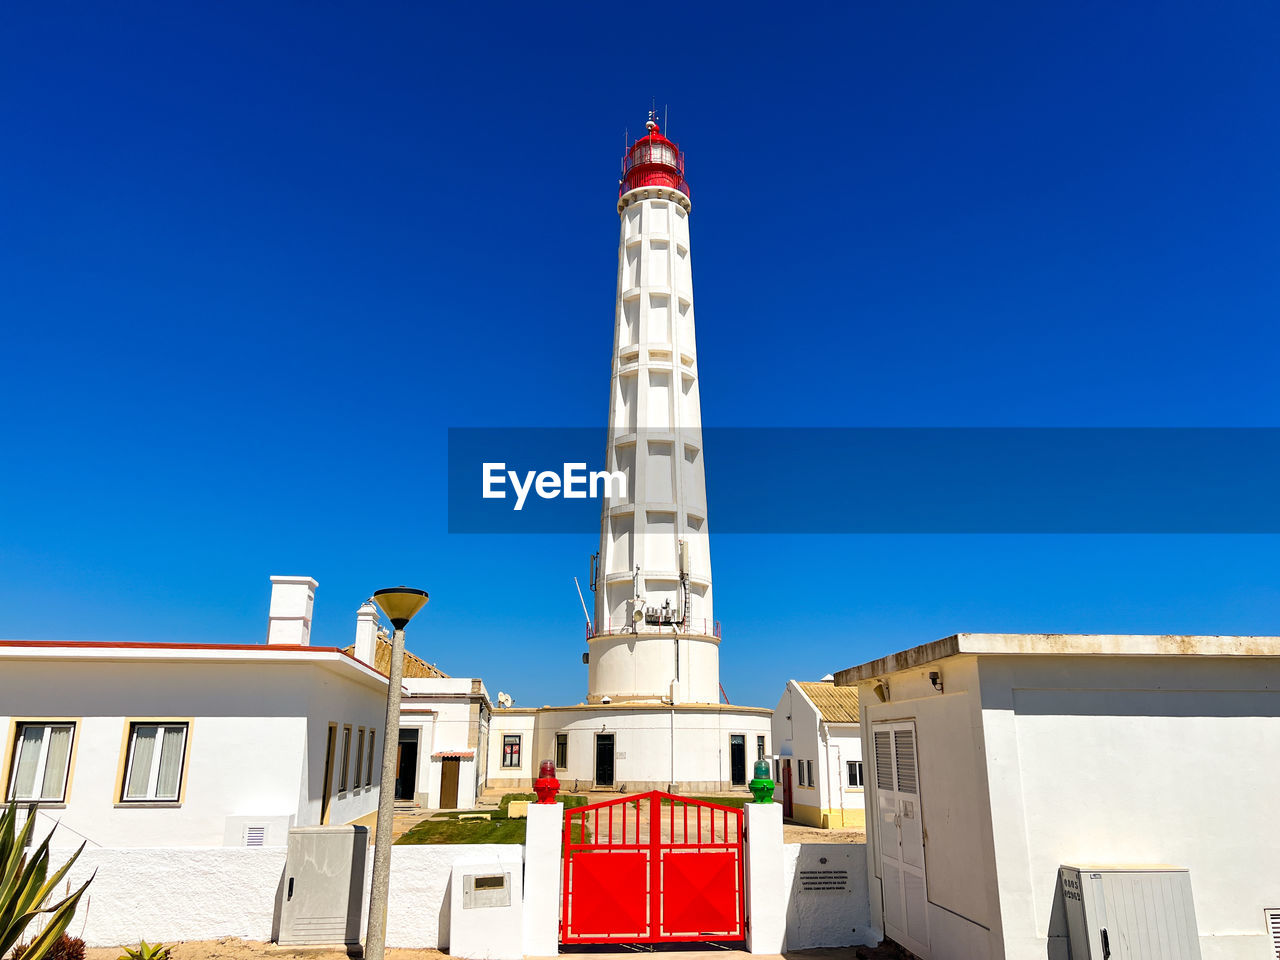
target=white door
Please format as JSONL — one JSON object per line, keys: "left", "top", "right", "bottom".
{"left": 873, "top": 721, "right": 929, "bottom": 958}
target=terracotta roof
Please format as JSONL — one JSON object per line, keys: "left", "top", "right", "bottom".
{"left": 432, "top": 750, "right": 475, "bottom": 759}
{"left": 342, "top": 638, "right": 450, "bottom": 679}
{"left": 797, "top": 680, "right": 860, "bottom": 723}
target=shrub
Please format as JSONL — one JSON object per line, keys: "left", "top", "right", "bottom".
{"left": 12, "top": 935, "right": 86, "bottom": 960}
{"left": 0, "top": 802, "right": 94, "bottom": 960}
{"left": 118, "top": 941, "right": 170, "bottom": 960}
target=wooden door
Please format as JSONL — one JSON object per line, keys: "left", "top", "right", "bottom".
{"left": 439, "top": 757, "right": 460, "bottom": 808}
{"left": 595, "top": 734, "right": 615, "bottom": 787}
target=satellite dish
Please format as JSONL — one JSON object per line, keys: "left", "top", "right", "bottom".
{"left": 632, "top": 607, "right": 645, "bottom": 623}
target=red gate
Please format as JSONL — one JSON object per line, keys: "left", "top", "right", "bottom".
{"left": 561, "top": 791, "right": 744, "bottom": 944}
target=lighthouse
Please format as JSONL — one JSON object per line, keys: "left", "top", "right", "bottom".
{"left": 483, "top": 116, "right": 771, "bottom": 794}
{"left": 590, "top": 117, "right": 719, "bottom": 705}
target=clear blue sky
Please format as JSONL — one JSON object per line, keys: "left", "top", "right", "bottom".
{"left": 2, "top": 2, "right": 1278, "bottom": 709}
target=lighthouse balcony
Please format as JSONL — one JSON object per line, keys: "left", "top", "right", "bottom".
{"left": 586, "top": 617, "right": 721, "bottom": 641}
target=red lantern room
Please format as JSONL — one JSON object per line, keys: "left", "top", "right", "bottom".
{"left": 620, "top": 119, "right": 689, "bottom": 198}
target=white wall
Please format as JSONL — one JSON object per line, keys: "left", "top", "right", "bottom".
{"left": 488, "top": 712, "right": 537, "bottom": 783}
{"left": 1, "top": 658, "right": 385, "bottom": 848}
{"left": 783, "top": 843, "right": 875, "bottom": 949}
{"left": 981, "top": 655, "right": 1280, "bottom": 960}
{"left": 59, "top": 847, "right": 287, "bottom": 946}
{"left": 51, "top": 843, "right": 522, "bottom": 949}
{"left": 856, "top": 657, "right": 1001, "bottom": 957}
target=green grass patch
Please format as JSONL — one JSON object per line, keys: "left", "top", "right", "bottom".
{"left": 395, "top": 793, "right": 590, "bottom": 845}
{"left": 498, "top": 792, "right": 589, "bottom": 813}
{"left": 397, "top": 817, "right": 526, "bottom": 844}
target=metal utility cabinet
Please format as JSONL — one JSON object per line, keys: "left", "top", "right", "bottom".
{"left": 278, "top": 825, "right": 369, "bottom": 946}
{"left": 1059, "top": 865, "right": 1202, "bottom": 960}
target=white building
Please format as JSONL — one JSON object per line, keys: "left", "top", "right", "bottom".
{"left": 344, "top": 601, "right": 492, "bottom": 810}
{"left": 836, "top": 632, "right": 1280, "bottom": 960}
{"left": 1, "top": 576, "right": 386, "bottom": 848}
{"left": 772, "top": 678, "right": 864, "bottom": 829}
{"left": 487, "top": 117, "right": 772, "bottom": 791}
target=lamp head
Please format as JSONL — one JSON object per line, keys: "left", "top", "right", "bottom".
{"left": 372, "top": 586, "right": 429, "bottom": 629}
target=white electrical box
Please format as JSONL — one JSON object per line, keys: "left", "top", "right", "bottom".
{"left": 1060, "top": 864, "right": 1202, "bottom": 960}
{"left": 277, "top": 825, "right": 368, "bottom": 946}
{"left": 449, "top": 857, "right": 524, "bottom": 960}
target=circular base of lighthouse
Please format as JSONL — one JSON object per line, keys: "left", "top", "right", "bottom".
{"left": 587, "top": 630, "right": 721, "bottom": 705}
{"left": 487, "top": 701, "right": 772, "bottom": 795}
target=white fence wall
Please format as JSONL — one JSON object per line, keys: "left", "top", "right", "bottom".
{"left": 54, "top": 840, "right": 867, "bottom": 951}
{"left": 783, "top": 842, "right": 874, "bottom": 949}
{"left": 61, "top": 848, "right": 287, "bottom": 947}
{"left": 54, "top": 844, "right": 522, "bottom": 949}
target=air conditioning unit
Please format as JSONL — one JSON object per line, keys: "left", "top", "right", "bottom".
{"left": 1059, "top": 864, "right": 1202, "bottom": 960}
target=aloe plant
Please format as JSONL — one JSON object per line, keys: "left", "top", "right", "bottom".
{"left": 0, "top": 801, "right": 94, "bottom": 960}
{"left": 117, "top": 941, "right": 170, "bottom": 960}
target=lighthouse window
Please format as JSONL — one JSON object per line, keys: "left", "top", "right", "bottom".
{"left": 757, "top": 736, "right": 766, "bottom": 761}
{"left": 502, "top": 735, "right": 522, "bottom": 768}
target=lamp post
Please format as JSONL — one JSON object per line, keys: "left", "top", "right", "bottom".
{"left": 365, "top": 586, "right": 429, "bottom": 960}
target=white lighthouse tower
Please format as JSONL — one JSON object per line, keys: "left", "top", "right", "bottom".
{"left": 484, "top": 117, "right": 771, "bottom": 795}
{"left": 589, "top": 118, "right": 719, "bottom": 706}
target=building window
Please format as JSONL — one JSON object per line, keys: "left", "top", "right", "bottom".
{"left": 502, "top": 734, "right": 522, "bottom": 768}
{"left": 773, "top": 758, "right": 780, "bottom": 781}
{"left": 339, "top": 725, "right": 352, "bottom": 791}
{"left": 7, "top": 722, "right": 75, "bottom": 802}
{"left": 797, "top": 762, "right": 806, "bottom": 787}
{"left": 355, "top": 728, "right": 365, "bottom": 790}
{"left": 366, "top": 730, "right": 375, "bottom": 786}
{"left": 806, "top": 760, "right": 814, "bottom": 787}
{"left": 757, "top": 735, "right": 766, "bottom": 761}
{"left": 121, "top": 722, "right": 188, "bottom": 802}
{"left": 847, "top": 760, "right": 865, "bottom": 788}
{"left": 555, "top": 733, "right": 568, "bottom": 770}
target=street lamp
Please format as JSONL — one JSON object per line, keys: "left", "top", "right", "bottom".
{"left": 365, "top": 585, "right": 429, "bottom": 960}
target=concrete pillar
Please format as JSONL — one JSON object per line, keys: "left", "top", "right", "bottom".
{"left": 354, "top": 601, "right": 380, "bottom": 665}
{"left": 266, "top": 576, "right": 317, "bottom": 646}
{"left": 745, "top": 801, "right": 786, "bottom": 954}
{"left": 522, "top": 802, "right": 563, "bottom": 957}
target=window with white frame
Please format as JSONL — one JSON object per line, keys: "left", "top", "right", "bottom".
{"left": 757, "top": 735, "right": 766, "bottom": 761}
{"left": 806, "top": 759, "right": 814, "bottom": 787}
{"left": 797, "top": 761, "right": 806, "bottom": 786}
{"left": 366, "top": 730, "right": 375, "bottom": 786}
{"left": 847, "top": 760, "right": 865, "bottom": 788}
{"left": 7, "top": 722, "right": 75, "bottom": 802}
{"left": 121, "top": 722, "right": 188, "bottom": 802}
{"left": 502, "top": 734, "right": 521, "bottom": 768}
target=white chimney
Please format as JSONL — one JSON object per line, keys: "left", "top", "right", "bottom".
{"left": 267, "top": 576, "right": 318, "bottom": 646}
{"left": 354, "top": 601, "right": 380, "bottom": 665}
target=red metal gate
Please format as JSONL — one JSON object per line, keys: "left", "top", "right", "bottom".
{"left": 561, "top": 791, "right": 744, "bottom": 944}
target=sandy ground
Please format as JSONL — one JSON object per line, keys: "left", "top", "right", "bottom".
{"left": 84, "top": 942, "right": 914, "bottom": 960}
{"left": 782, "top": 823, "right": 865, "bottom": 844}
